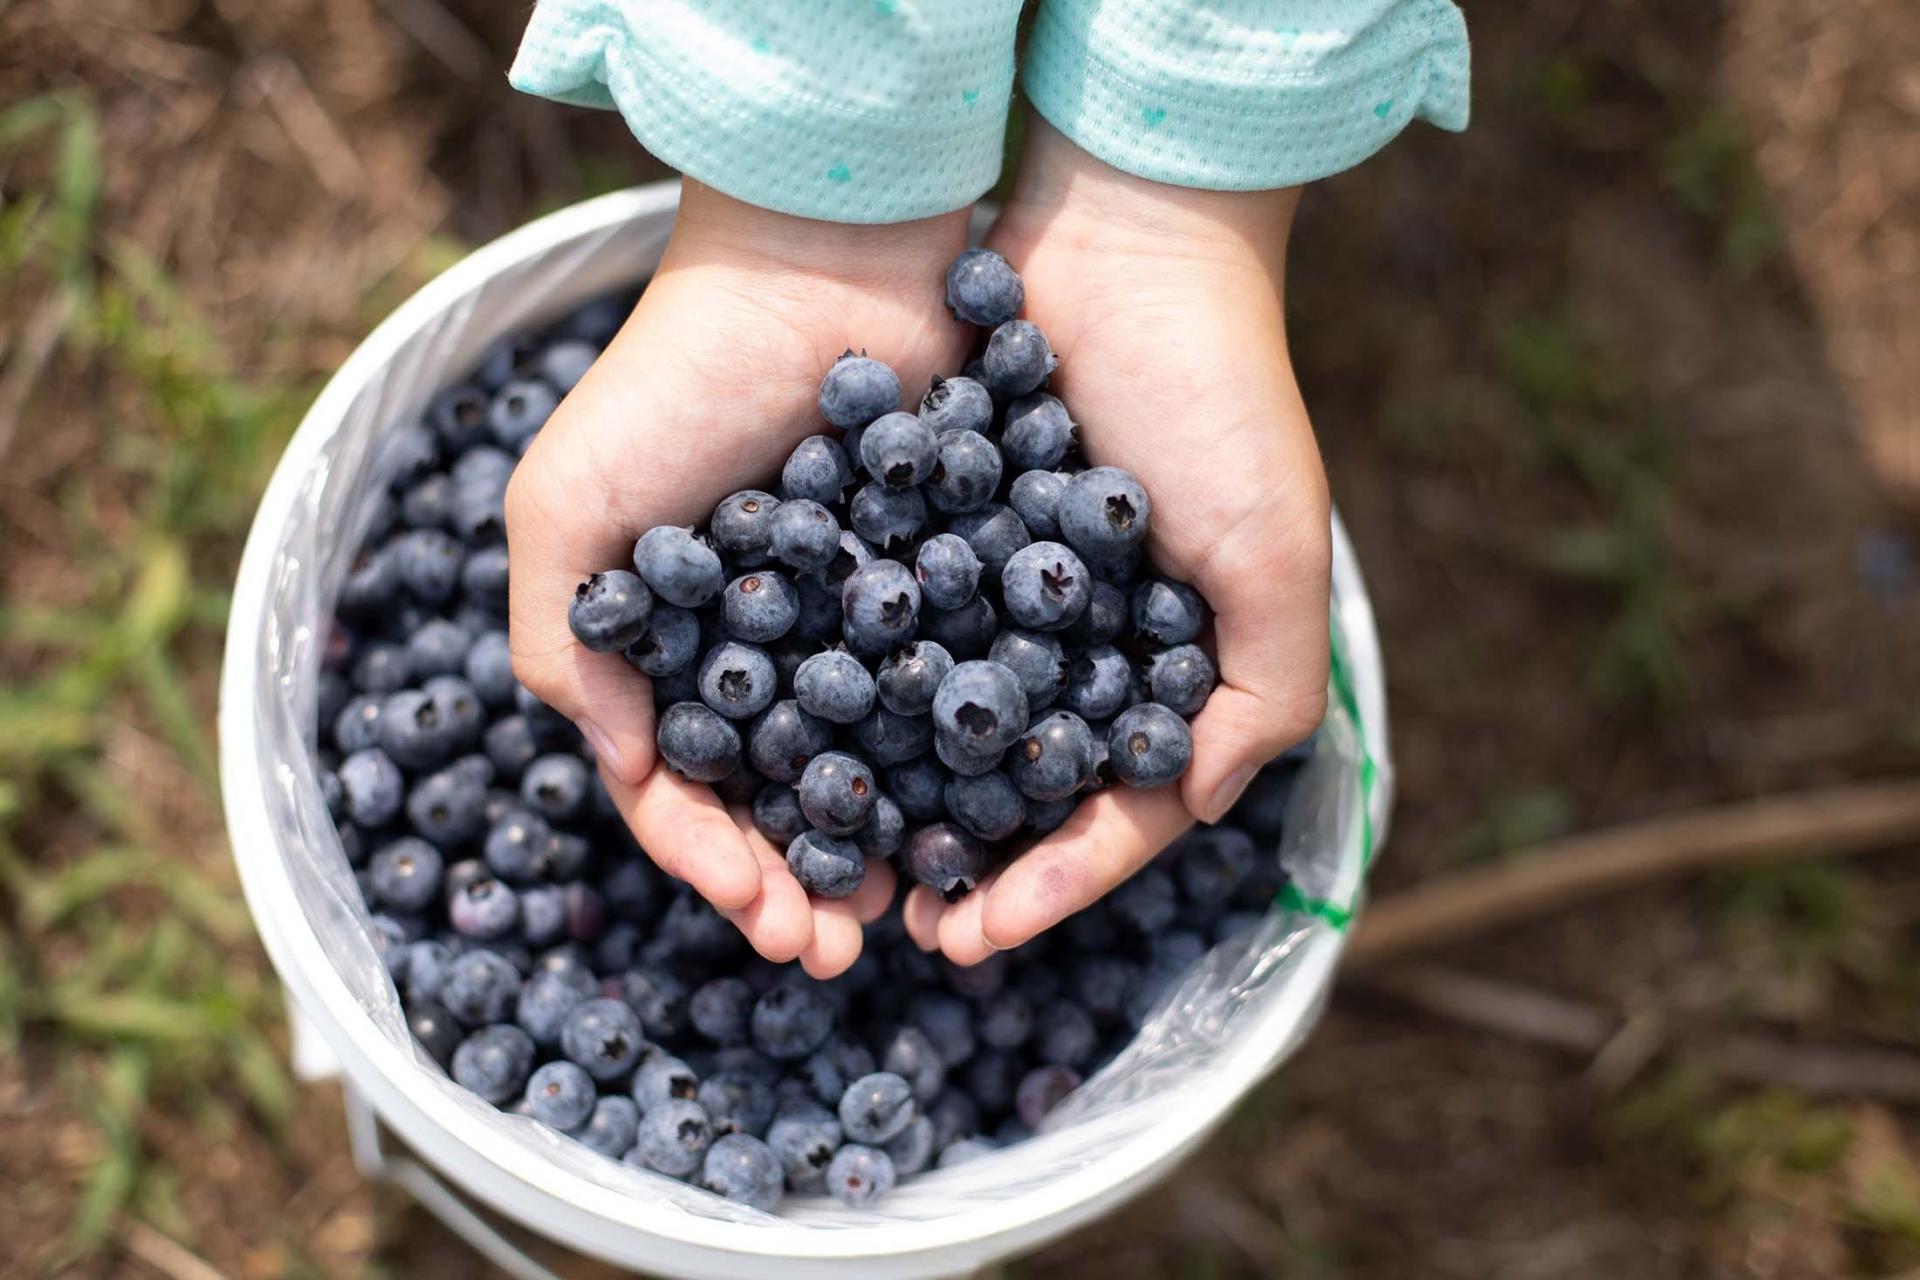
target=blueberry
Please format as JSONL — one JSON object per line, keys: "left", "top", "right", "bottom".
{"left": 338, "top": 545, "right": 401, "bottom": 619}
{"left": 720, "top": 572, "right": 799, "bottom": 645}
{"left": 337, "top": 749, "right": 404, "bottom": 827}
{"left": 561, "top": 290, "right": 631, "bottom": 344}
{"left": 918, "top": 374, "right": 995, "bottom": 435}
{"left": 816, "top": 529, "right": 875, "bottom": 589}
{"left": 1008, "top": 469, "right": 1068, "bottom": 541}
{"left": 913, "top": 533, "right": 981, "bottom": 612}
{"left": 632, "top": 528, "right": 723, "bottom": 611}
{"left": 520, "top": 753, "right": 590, "bottom": 822}
{"left": 885, "top": 757, "right": 950, "bottom": 821}
{"left": 781, "top": 435, "right": 853, "bottom": 505}
{"left": 927, "top": 1088, "right": 981, "bottom": 1151}
{"left": 405, "top": 621, "right": 471, "bottom": 680}
{"left": 750, "top": 782, "right": 810, "bottom": 845}
{"left": 880, "top": 1026, "right": 946, "bottom": 1103}
{"left": 1109, "top": 864, "right": 1179, "bottom": 933}
{"left": 803, "top": 1038, "right": 877, "bottom": 1106}
{"left": 798, "top": 748, "right": 877, "bottom": 835}
{"left": 840, "top": 559, "right": 920, "bottom": 655}
{"left": 1035, "top": 998, "right": 1098, "bottom": 1069}
{"left": 536, "top": 338, "right": 596, "bottom": 392}
{"left": 858, "top": 412, "right": 939, "bottom": 488}
{"left": 748, "top": 983, "right": 834, "bottom": 1061}
{"left": 370, "top": 837, "right": 444, "bottom": 913}
{"left": 689, "top": 976, "right": 755, "bottom": 1045}
{"left": 925, "top": 429, "right": 1001, "bottom": 515}
{"left": 449, "top": 877, "right": 521, "bottom": 940}
{"left": 1072, "top": 955, "right": 1135, "bottom": 1023}
{"left": 1106, "top": 703, "right": 1193, "bottom": 788}
{"left": 569, "top": 570, "right": 653, "bottom": 652}
{"left": 852, "top": 793, "right": 906, "bottom": 859}
{"left": 631, "top": 1098, "right": 715, "bottom": 1177}
{"left": 838, "top": 1072, "right": 915, "bottom": 1145}
{"left": 938, "top": 1137, "right": 997, "bottom": 1169}
{"left": 482, "top": 806, "right": 552, "bottom": 882}
{"left": 1131, "top": 578, "right": 1208, "bottom": 646}
{"left": 789, "top": 574, "right": 844, "bottom": 644}
{"left": 617, "top": 963, "right": 691, "bottom": 1038}
{"left": 875, "top": 640, "right": 954, "bottom": 716}
{"left": 406, "top": 999, "right": 463, "bottom": 1068}
{"left": 949, "top": 503, "right": 1031, "bottom": 584}
{"left": 407, "top": 765, "right": 487, "bottom": 848}
{"left": 979, "top": 991, "right": 1034, "bottom": 1049}
{"left": 746, "top": 700, "right": 832, "bottom": 784}
{"left": 701, "top": 1133, "right": 783, "bottom": 1210}
{"left": 450, "top": 443, "right": 515, "bottom": 489}
{"left": 625, "top": 604, "right": 701, "bottom": 676}
{"left": 464, "top": 631, "right": 516, "bottom": 708}
{"left": 1008, "top": 709, "right": 1097, "bottom": 802}
{"left": 697, "top": 1070, "right": 777, "bottom": 1138}
{"left": 767, "top": 498, "right": 840, "bottom": 574}
{"left": 482, "top": 716, "right": 538, "bottom": 781}
{"left": 944, "top": 770, "right": 1026, "bottom": 841}
{"left": 1144, "top": 644, "right": 1217, "bottom": 718}
{"left": 786, "top": 829, "right": 865, "bottom": 898}
{"left": 818, "top": 353, "right": 901, "bottom": 429}
{"left": 632, "top": 1051, "right": 702, "bottom": 1109}
{"left": 1061, "top": 644, "right": 1132, "bottom": 720}
{"left": 851, "top": 707, "right": 934, "bottom": 767}
{"left": 826, "top": 1143, "right": 896, "bottom": 1208}
{"left": 905, "top": 823, "right": 987, "bottom": 901}
{"left": 661, "top": 893, "right": 747, "bottom": 960}
{"left": 988, "top": 629, "right": 1069, "bottom": 710}
{"left": 516, "top": 965, "right": 595, "bottom": 1046}
{"left": 381, "top": 419, "right": 442, "bottom": 492}
{"left": 574, "top": 1095, "right": 641, "bottom": 1159}
{"left": 964, "top": 1049, "right": 1022, "bottom": 1114}
{"left": 461, "top": 545, "right": 511, "bottom": 611}
{"left": 945, "top": 247, "right": 1024, "bottom": 327}
{"left": 450, "top": 475, "right": 508, "bottom": 544}
{"left": 428, "top": 384, "right": 491, "bottom": 453}
{"left": 793, "top": 650, "right": 876, "bottom": 725}
{"left": 1015, "top": 1064, "right": 1081, "bottom": 1130}
{"left": 768, "top": 1105, "right": 842, "bottom": 1187}
{"left": 1002, "top": 542, "right": 1091, "bottom": 632}
{"left": 656, "top": 702, "right": 743, "bottom": 782}
{"left": 441, "top": 947, "right": 522, "bottom": 1027}
{"left": 351, "top": 642, "right": 414, "bottom": 694}
{"left": 475, "top": 333, "right": 543, "bottom": 392}
{"left": 526, "top": 1060, "right": 596, "bottom": 1129}
{"left": 934, "top": 731, "right": 1005, "bottom": 778}
{"left": 1059, "top": 467, "right": 1150, "bottom": 564}
{"left": 695, "top": 641, "right": 777, "bottom": 721}
{"left": 487, "top": 379, "right": 557, "bottom": 449}
{"left": 918, "top": 594, "right": 998, "bottom": 660}
{"left": 560, "top": 997, "right": 646, "bottom": 1082}
{"left": 709, "top": 489, "right": 780, "bottom": 565}
{"left": 848, "top": 481, "right": 926, "bottom": 553}
{"left": 1001, "top": 394, "right": 1075, "bottom": 472}
{"left": 932, "top": 660, "right": 1028, "bottom": 755}
{"left": 981, "top": 320, "right": 1056, "bottom": 398}
{"left": 451, "top": 1023, "right": 535, "bottom": 1104}
{"left": 404, "top": 939, "right": 454, "bottom": 1004}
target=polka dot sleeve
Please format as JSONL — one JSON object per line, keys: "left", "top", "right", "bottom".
{"left": 509, "top": 0, "right": 1022, "bottom": 224}
{"left": 1021, "top": 0, "right": 1470, "bottom": 191}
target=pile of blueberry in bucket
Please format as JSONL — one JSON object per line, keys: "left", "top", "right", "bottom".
{"left": 318, "top": 249, "right": 1312, "bottom": 1213}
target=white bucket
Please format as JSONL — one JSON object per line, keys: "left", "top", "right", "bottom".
{"left": 219, "top": 182, "right": 1393, "bottom": 1280}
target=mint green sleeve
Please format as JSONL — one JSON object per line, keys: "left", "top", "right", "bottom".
{"left": 1022, "top": 0, "right": 1470, "bottom": 191}
{"left": 508, "top": 1, "right": 1023, "bottom": 224}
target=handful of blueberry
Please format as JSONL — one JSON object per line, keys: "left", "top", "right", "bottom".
{"left": 316, "top": 251, "right": 1311, "bottom": 1216}
{"left": 576, "top": 249, "right": 1218, "bottom": 905}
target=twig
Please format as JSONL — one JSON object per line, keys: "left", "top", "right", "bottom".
{"left": 383, "top": 0, "right": 494, "bottom": 80}
{"left": 0, "top": 290, "right": 72, "bottom": 463}
{"left": 1360, "top": 965, "right": 1920, "bottom": 1103}
{"left": 1348, "top": 781, "right": 1920, "bottom": 967}
{"left": 247, "top": 57, "right": 365, "bottom": 200}
{"left": 123, "top": 1222, "right": 229, "bottom": 1280}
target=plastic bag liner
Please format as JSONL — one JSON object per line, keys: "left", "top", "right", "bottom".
{"left": 219, "top": 184, "right": 1393, "bottom": 1279}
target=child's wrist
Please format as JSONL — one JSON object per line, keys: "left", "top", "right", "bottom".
{"left": 1002, "top": 120, "right": 1298, "bottom": 280}
{"left": 666, "top": 180, "right": 968, "bottom": 294}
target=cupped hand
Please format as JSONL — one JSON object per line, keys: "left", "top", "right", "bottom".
{"left": 506, "top": 182, "right": 968, "bottom": 976}
{"left": 905, "top": 122, "right": 1332, "bottom": 963}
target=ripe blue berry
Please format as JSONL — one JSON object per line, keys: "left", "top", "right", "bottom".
{"left": 838, "top": 1071, "right": 915, "bottom": 1144}
{"left": 852, "top": 792, "right": 906, "bottom": 859}
{"left": 1058, "top": 466, "right": 1151, "bottom": 565}
{"left": 751, "top": 983, "right": 834, "bottom": 1060}
{"left": 1144, "top": 643, "right": 1217, "bottom": 718}
{"left": 944, "top": 247, "right": 1024, "bottom": 326}
{"left": 337, "top": 748, "right": 404, "bottom": 827}
{"left": 722, "top": 572, "right": 799, "bottom": 643}
{"left": 768, "top": 1105, "right": 842, "bottom": 1188}
{"left": 1106, "top": 702, "right": 1194, "bottom": 788}
{"left": 880, "top": 1026, "right": 946, "bottom": 1103}
{"left": 925, "top": 429, "right": 1001, "bottom": 515}
{"left": 918, "top": 594, "right": 998, "bottom": 660}
{"left": 516, "top": 966, "right": 594, "bottom": 1046}
{"left": 526, "top": 1060, "right": 596, "bottom": 1129}
{"left": 631, "top": 1098, "right": 714, "bottom": 1177}
{"left": 710, "top": 490, "right": 781, "bottom": 564}
{"left": 885, "top": 757, "right": 950, "bottom": 820}
{"left": 949, "top": 503, "right": 1031, "bottom": 583}
{"left": 914, "top": 533, "right": 982, "bottom": 611}
{"left": 786, "top": 829, "right": 866, "bottom": 898}
{"left": 625, "top": 603, "right": 701, "bottom": 676}
{"left": 981, "top": 320, "right": 1056, "bottom": 398}
{"left": 560, "top": 996, "right": 646, "bottom": 1081}
{"left": 840, "top": 559, "right": 920, "bottom": 655}
{"left": 932, "top": 660, "right": 1028, "bottom": 755}
{"left": 1061, "top": 644, "right": 1132, "bottom": 720}
{"left": 1001, "top": 393, "right": 1075, "bottom": 472}
{"left": 781, "top": 435, "right": 853, "bottom": 505}
{"left": 631, "top": 1050, "right": 702, "bottom": 1109}
{"left": 817, "top": 353, "right": 901, "bottom": 429}
{"left": 698, "top": 1069, "right": 777, "bottom": 1137}
{"left": 767, "top": 498, "right": 839, "bottom": 572}
{"left": 1008, "top": 469, "right": 1068, "bottom": 541}
{"left": 698, "top": 641, "right": 778, "bottom": 720}
{"left": 793, "top": 649, "right": 876, "bottom": 724}
{"left": 751, "top": 781, "right": 809, "bottom": 843}
{"left": 574, "top": 1095, "right": 640, "bottom": 1158}
{"left": 849, "top": 481, "right": 927, "bottom": 552}
{"left": 918, "top": 374, "right": 994, "bottom": 435}
{"left": 520, "top": 753, "right": 589, "bottom": 822}
{"left": 905, "top": 823, "right": 987, "bottom": 901}
{"left": 875, "top": 640, "right": 954, "bottom": 716}
{"left": 746, "top": 700, "right": 832, "bottom": 783}
{"left": 702, "top": 1133, "right": 784, "bottom": 1210}
{"left": 569, "top": 570, "right": 653, "bottom": 652}
{"left": 632, "top": 526, "right": 724, "bottom": 609}
{"left": 988, "top": 628, "right": 1068, "bottom": 710}
{"left": 1002, "top": 542, "right": 1091, "bottom": 632}
{"left": 827, "top": 1144, "right": 896, "bottom": 1208}
{"left": 1008, "top": 709, "right": 1098, "bottom": 802}
{"left": 1131, "top": 577, "right": 1209, "bottom": 646}
{"left": 452, "top": 1024, "right": 535, "bottom": 1104}
{"left": 657, "top": 701, "right": 743, "bottom": 782}
{"left": 797, "top": 751, "right": 877, "bottom": 837}
{"left": 944, "top": 770, "right": 1026, "bottom": 841}
{"left": 853, "top": 707, "right": 935, "bottom": 766}
{"left": 370, "top": 837, "right": 444, "bottom": 914}
{"left": 441, "top": 948, "right": 521, "bottom": 1025}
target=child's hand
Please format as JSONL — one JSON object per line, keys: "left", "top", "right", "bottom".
{"left": 904, "top": 122, "right": 1331, "bottom": 963}
{"left": 506, "top": 183, "right": 967, "bottom": 976}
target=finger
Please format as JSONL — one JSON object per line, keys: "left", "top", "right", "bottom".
{"left": 902, "top": 885, "right": 944, "bottom": 952}
{"left": 602, "top": 767, "right": 761, "bottom": 911}
{"left": 719, "top": 824, "right": 815, "bottom": 964}
{"left": 1179, "top": 415, "right": 1331, "bottom": 824}
{"left": 935, "top": 867, "right": 1005, "bottom": 967}
{"left": 798, "top": 893, "right": 866, "bottom": 979}
{"left": 979, "top": 787, "right": 1194, "bottom": 952}
{"left": 848, "top": 858, "right": 899, "bottom": 925}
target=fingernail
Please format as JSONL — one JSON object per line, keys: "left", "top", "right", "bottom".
{"left": 579, "top": 718, "right": 625, "bottom": 780}
{"left": 1206, "top": 764, "right": 1257, "bottom": 824}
